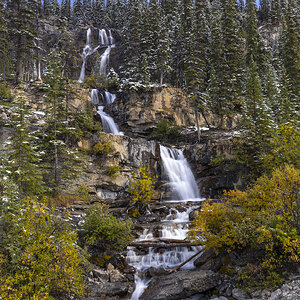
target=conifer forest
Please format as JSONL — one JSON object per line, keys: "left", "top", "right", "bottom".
{"left": 0, "top": 0, "right": 299, "bottom": 299}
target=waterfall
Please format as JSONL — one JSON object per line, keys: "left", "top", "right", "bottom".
{"left": 91, "top": 89, "right": 100, "bottom": 105}
{"left": 97, "top": 106, "right": 123, "bottom": 136}
{"left": 109, "top": 29, "right": 115, "bottom": 45}
{"left": 126, "top": 146, "right": 203, "bottom": 299}
{"left": 78, "top": 28, "right": 100, "bottom": 83}
{"left": 160, "top": 145, "right": 201, "bottom": 201}
{"left": 100, "top": 46, "right": 114, "bottom": 77}
{"left": 104, "top": 91, "right": 116, "bottom": 105}
{"left": 99, "top": 29, "right": 109, "bottom": 45}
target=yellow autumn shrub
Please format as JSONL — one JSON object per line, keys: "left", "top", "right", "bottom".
{"left": 0, "top": 198, "right": 84, "bottom": 299}
{"left": 190, "top": 165, "right": 300, "bottom": 285}
{"left": 128, "top": 166, "right": 157, "bottom": 205}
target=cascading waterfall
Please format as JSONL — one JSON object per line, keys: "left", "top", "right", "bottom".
{"left": 78, "top": 28, "right": 100, "bottom": 83}
{"left": 97, "top": 106, "right": 123, "bottom": 136}
{"left": 160, "top": 145, "right": 202, "bottom": 202}
{"left": 99, "top": 29, "right": 109, "bottom": 45}
{"left": 104, "top": 91, "right": 116, "bottom": 105}
{"left": 100, "top": 45, "right": 115, "bottom": 77}
{"left": 91, "top": 89, "right": 100, "bottom": 105}
{"left": 126, "top": 146, "right": 204, "bottom": 300}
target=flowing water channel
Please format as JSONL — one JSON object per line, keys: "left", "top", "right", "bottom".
{"left": 126, "top": 146, "right": 204, "bottom": 300}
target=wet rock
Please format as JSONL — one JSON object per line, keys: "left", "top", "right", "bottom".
{"left": 144, "top": 267, "right": 169, "bottom": 278}
{"left": 137, "top": 214, "right": 160, "bottom": 223}
{"left": 84, "top": 281, "right": 134, "bottom": 298}
{"left": 92, "top": 269, "right": 109, "bottom": 282}
{"left": 231, "top": 288, "right": 249, "bottom": 300}
{"left": 140, "top": 269, "right": 220, "bottom": 300}
{"left": 105, "top": 254, "right": 135, "bottom": 274}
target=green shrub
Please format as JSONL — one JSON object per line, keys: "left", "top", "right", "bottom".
{"left": 82, "top": 203, "right": 133, "bottom": 251}
{"left": 128, "top": 166, "right": 157, "bottom": 206}
{"left": 190, "top": 165, "right": 300, "bottom": 287}
{"left": 106, "top": 165, "right": 122, "bottom": 178}
{"left": 152, "top": 118, "right": 182, "bottom": 141}
{"left": 93, "top": 138, "right": 114, "bottom": 157}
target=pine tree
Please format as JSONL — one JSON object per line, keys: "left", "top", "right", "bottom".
{"left": 41, "top": 51, "right": 81, "bottom": 194}
{"left": 6, "top": 0, "right": 38, "bottom": 83}
{"left": 71, "top": 0, "right": 83, "bottom": 26}
{"left": 208, "top": 0, "right": 229, "bottom": 125}
{"left": 280, "top": 0, "right": 300, "bottom": 99}
{"left": 221, "top": 0, "right": 245, "bottom": 103}
{"left": 270, "top": 0, "right": 281, "bottom": 25}
{"left": 61, "top": 0, "right": 71, "bottom": 20}
{"left": 93, "top": 0, "right": 106, "bottom": 28}
{"left": 6, "top": 95, "right": 44, "bottom": 198}
{"left": 244, "top": 56, "right": 274, "bottom": 150}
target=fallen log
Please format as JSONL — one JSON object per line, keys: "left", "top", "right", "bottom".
{"left": 131, "top": 241, "right": 197, "bottom": 248}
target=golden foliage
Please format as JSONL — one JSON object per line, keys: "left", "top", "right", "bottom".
{"left": 0, "top": 198, "right": 84, "bottom": 299}
{"left": 190, "top": 165, "right": 300, "bottom": 285}
{"left": 128, "top": 166, "right": 157, "bottom": 205}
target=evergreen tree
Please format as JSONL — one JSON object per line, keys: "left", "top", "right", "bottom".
{"left": 280, "top": 0, "right": 300, "bottom": 99}
{"left": 6, "top": 95, "right": 44, "bottom": 198}
{"left": 208, "top": 0, "right": 229, "bottom": 125}
{"left": 270, "top": 0, "right": 281, "bottom": 25}
{"left": 221, "top": 0, "right": 245, "bottom": 103}
{"left": 6, "top": 0, "right": 38, "bottom": 82}
{"left": 61, "top": 0, "right": 71, "bottom": 20}
{"left": 93, "top": 0, "right": 106, "bottom": 28}
{"left": 72, "top": 0, "right": 83, "bottom": 26}
{"left": 41, "top": 51, "right": 81, "bottom": 194}
{"left": 243, "top": 56, "right": 274, "bottom": 151}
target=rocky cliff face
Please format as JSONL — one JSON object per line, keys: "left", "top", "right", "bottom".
{"left": 109, "top": 88, "right": 197, "bottom": 137}
{"left": 69, "top": 133, "right": 160, "bottom": 207}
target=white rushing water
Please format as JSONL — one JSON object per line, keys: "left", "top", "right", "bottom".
{"left": 160, "top": 145, "right": 203, "bottom": 202}
{"left": 78, "top": 28, "right": 100, "bottom": 83}
{"left": 97, "top": 106, "right": 123, "bottom": 135}
{"left": 100, "top": 45, "right": 115, "bottom": 77}
{"left": 99, "top": 29, "right": 109, "bottom": 45}
{"left": 126, "top": 146, "right": 204, "bottom": 300}
{"left": 104, "top": 91, "right": 116, "bottom": 105}
{"left": 91, "top": 89, "right": 100, "bottom": 105}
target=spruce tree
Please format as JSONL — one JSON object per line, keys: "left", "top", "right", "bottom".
{"left": 280, "top": 0, "right": 300, "bottom": 99}
{"left": 6, "top": 0, "right": 38, "bottom": 83}
{"left": 221, "top": 0, "right": 245, "bottom": 103}
{"left": 6, "top": 95, "right": 44, "bottom": 198}
{"left": 41, "top": 51, "right": 81, "bottom": 195}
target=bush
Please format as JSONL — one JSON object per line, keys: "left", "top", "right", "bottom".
{"left": 151, "top": 118, "right": 182, "bottom": 141}
{"left": 190, "top": 165, "right": 300, "bottom": 287}
{"left": 93, "top": 138, "right": 114, "bottom": 157}
{"left": 128, "top": 166, "right": 157, "bottom": 206}
{"left": 106, "top": 165, "right": 122, "bottom": 178}
{"left": 0, "top": 198, "right": 84, "bottom": 299}
{"left": 82, "top": 203, "right": 133, "bottom": 251}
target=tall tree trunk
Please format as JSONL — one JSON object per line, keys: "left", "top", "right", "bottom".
{"left": 195, "top": 107, "right": 201, "bottom": 143}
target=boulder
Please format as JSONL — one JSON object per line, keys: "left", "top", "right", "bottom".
{"left": 140, "top": 269, "right": 220, "bottom": 300}
{"left": 84, "top": 281, "right": 134, "bottom": 298}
